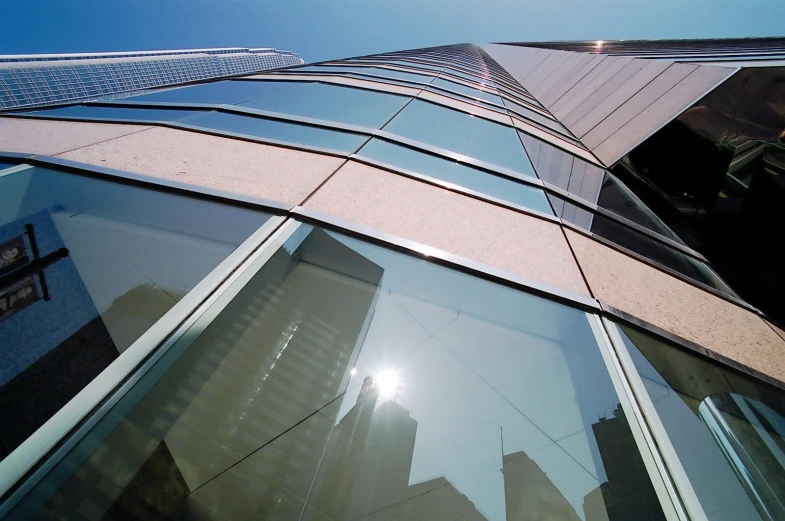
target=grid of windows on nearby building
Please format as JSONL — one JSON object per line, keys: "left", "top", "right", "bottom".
{"left": 0, "top": 40, "right": 784, "bottom": 521}
{"left": 0, "top": 48, "right": 304, "bottom": 110}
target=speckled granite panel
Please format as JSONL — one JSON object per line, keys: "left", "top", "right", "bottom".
{"left": 0, "top": 117, "right": 150, "bottom": 156}
{"left": 565, "top": 229, "right": 785, "bottom": 381}
{"left": 57, "top": 127, "right": 345, "bottom": 205}
{"left": 305, "top": 161, "right": 589, "bottom": 296}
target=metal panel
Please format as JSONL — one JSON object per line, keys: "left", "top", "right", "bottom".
{"left": 571, "top": 60, "right": 671, "bottom": 138}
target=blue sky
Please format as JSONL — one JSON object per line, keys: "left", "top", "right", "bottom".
{"left": 1, "top": 0, "right": 784, "bottom": 63}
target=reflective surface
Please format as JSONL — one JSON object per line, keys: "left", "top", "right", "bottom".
{"left": 384, "top": 100, "right": 535, "bottom": 176}
{"left": 357, "top": 138, "right": 553, "bottom": 214}
{"left": 556, "top": 199, "right": 734, "bottom": 296}
{"left": 237, "top": 82, "right": 411, "bottom": 129}
{"left": 8, "top": 224, "right": 666, "bottom": 521}
{"left": 613, "top": 66, "right": 785, "bottom": 323}
{"left": 292, "top": 65, "right": 437, "bottom": 85}
{"left": 520, "top": 131, "right": 684, "bottom": 243}
{"left": 0, "top": 166, "right": 272, "bottom": 460}
{"left": 181, "top": 111, "right": 369, "bottom": 153}
{"left": 117, "top": 80, "right": 303, "bottom": 105}
{"left": 618, "top": 323, "right": 785, "bottom": 521}
{"left": 25, "top": 104, "right": 206, "bottom": 123}
{"left": 430, "top": 78, "right": 503, "bottom": 105}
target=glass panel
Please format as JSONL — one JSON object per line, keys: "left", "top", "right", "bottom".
{"left": 439, "top": 68, "right": 495, "bottom": 86}
{"left": 115, "top": 80, "right": 303, "bottom": 105}
{"left": 0, "top": 166, "right": 272, "bottom": 460}
{"left": 430, "top": 78, "right": 503, "bottom": 105}
{"left": 0, "top": 160, "right": 20, "bottom": 171}
{"left": 617, "top": 324, "right": 785, "bottom": 521}
{"left": 181, "top": 111, "right": 369, "bottom": 153}
{"left": 556, "top": 199, "right": 734, "bottom": 295}
{"left": 237, "top": 82, "right": 411, "bottom": 129}
{"left": 24, "top": 105, "right": 205, "bottom": 123}
{"left": 8, "top": 224, "right": 667, "bottom": 521}
{"left": 357, "top": 138, "right": 552, "bottom": 214}
{"left": 520, "top": 131, "right": 685, "bottom": 244}
{"left": 291, "top": 65, "right": 436, "bottom": 85}
{"left": 384, "top": 100, "right": 535, "bottom": 176}
{"left": 504, "top": 99, "right": 570, "bottom": 135}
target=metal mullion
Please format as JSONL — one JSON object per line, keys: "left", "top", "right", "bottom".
{"left": 0, "top": 215, "right": 296, "bottom": 509}
{"left": 290, "top": 207, "right": 600, "bottom": 312}
{"left": 562, "top": 221, "right": 748, "bottom": 310}
{"left": 586, "top": 315, "right": 689, "bottom": 521}
{"left": 374, "top": 130, "right": 542, "bottom": 186}
{"left": 348, "top": 154, "right": 558, "bottom": 224}
{"left": 599, "top": 317, "right": 711, "bottom": 521}
{"left": 0, "top": 163, "right": 34, "bottom": 178}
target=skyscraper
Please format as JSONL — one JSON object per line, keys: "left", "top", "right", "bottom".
{"left": 0, "top": 39, "right": 784, "bottom": 521}
{"left": 0, "top": 47, "right": 303, "bottom": 110}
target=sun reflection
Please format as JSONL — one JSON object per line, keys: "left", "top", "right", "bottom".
{"left": 374, "top": 369, "right": 400, "bottom": 400}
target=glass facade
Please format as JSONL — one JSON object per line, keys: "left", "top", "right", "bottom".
{"left": 0, "top": 164, "right": 273, "bottom": 460}
{"left": 0, "top": 48, "right": 305, "bottom": 111}
{"left": 616, "top": 323, "right": 785, "bottom": 521}
{"left": 1, "top": 40, "right": 783, "bottom": 521}
{"left": 5, "top": 224, "right": 666, "bottom": 521}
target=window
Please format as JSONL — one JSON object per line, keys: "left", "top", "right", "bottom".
{"left": 7, "top": 223, "right": 667, "bottom": 521}
{"left": 357, "top": 138, "right": 552, "bottom": 214}
{"left": 116, "top": 80, "right": 302, "bottom": 105}
{"left": 237, "top": 82, "right": 411, "bottom": 129}
{"left": 615, "top": 323, "right": 785, "bottom": 521}
{"left": 181, "top": 111, "right": 369, "bottom": 153}
{"left": 383, "top": 100, "right": 535, "bottom": 177}
{"left": 0, "top": 165, "right": 273, "bottom": 459}
{"left": 26, "top": 104, "right": 205, "bottom": 123}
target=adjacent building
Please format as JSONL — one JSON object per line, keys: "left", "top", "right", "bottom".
{"left": 0, "top": 47, "right": 304, "bottom": 110}
{"left": 0, "top": 38, "right": 784, "bottom": 521}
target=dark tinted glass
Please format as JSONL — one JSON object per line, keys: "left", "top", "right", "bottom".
{"left": 430, "top": 78, "right": 503, "bottom": 105}
{"left": 9, "top": 224, "right": 666, "bottom": 521}
{"left": 182, "top": 111, "right": 368, "bottom": 153}
{"left": 520, "top": 132, "right": 685, "bottom": 243}
{"left": 558, "top": 200, "right": 734, "bottom": 295}
{"left": 0, "top": 160, "right": 20, "bottom": 171}
{"left": 238, "top": 82, "right": 411, "bottom": 129}
{"left": 115, "top": 80, "right": 303, "bottom": 105}
{"left": 25, "top": 105, "right": 205, "bottom": 123}
{"left": 618, "top": 324, "right": 785, "bottom": 521}
{"left": 358, "top": 138, "right": 552, "bottom": 214}
{"left": 384, "top": 100, "right": 535, "bottom": 176}
{"left": 0, "top": 166, "right": 271, "bottom": 459}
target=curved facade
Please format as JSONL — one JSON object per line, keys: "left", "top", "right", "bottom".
{"left": 0, "top": 40, "right": 783, "bottom": 521}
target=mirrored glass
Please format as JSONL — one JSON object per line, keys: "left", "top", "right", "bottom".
{"left": 237, "top": 82, "right": 411, "bottom": 129}
{"left": 0, "top": 166, "right": 272, "bottom": 460}
{"left": 617, "top": 324, "right": 785, "bottom": 521}
{"left": 8, "top": 224, "right": 667, "bottom": 521}
{"left": 357, "top": 138, "right": 550, "bottom": 212}
{"left": 557, "top": 199, "right": 734, "bottom": 295}
{"left": 0, "top": 160, "right": 20, "bottom": 171}
{"left": 439, "top": 69, "right": 495, "bottom": 86}
{"left": 430, "top": 78, "right": 503, "bottom": 105}
{"left": 291, "top": 65, "right": 436, "bottom": 85}
{"left": 384, "top": 100, "right": 535, "bottom": 176}
{"left": 181, "top": 111, "right": 369, "bottom": 153}
{"left": 24, "top": 105, "right": 206, "bottom": 123}
{"left": 115, "top": 80, "right": 303, "bottom": 105}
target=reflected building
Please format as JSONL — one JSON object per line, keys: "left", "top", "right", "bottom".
{"left": 584, "top": 405, "right": 662, "bottom": 521}
{"left": 2, "top": 37, "right": 785, "bottom": 521}
{"left": 502, "top": 451, "right": 581, "bottom": 521}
